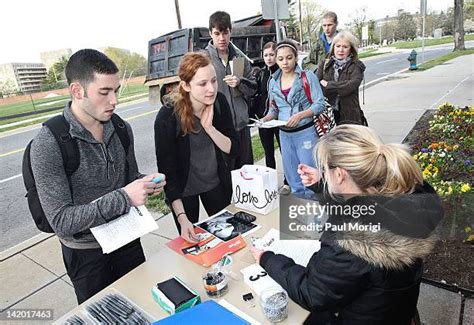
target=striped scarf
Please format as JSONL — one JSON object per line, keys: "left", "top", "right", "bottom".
{"left": 332, "top": 55, "right": 353, "bottom": 110}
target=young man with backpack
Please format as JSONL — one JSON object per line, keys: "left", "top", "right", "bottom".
{"left": 28, "top": 49, "right": 165, "bottom": 304}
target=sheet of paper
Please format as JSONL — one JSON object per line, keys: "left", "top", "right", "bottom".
{"left": 229, "top": 57, "right": 245, "bottom": 98}
{"left": 218, "top": 299, "right": 261, "bottom": 325}
{"left": 253, "top": 228, "right": 321, "bottom": 267}
{"left": 231, "top": 57, "right": 245, "bottom": 78}
{"left": 249, "top": 119, "right": 288, "bottom": 129}
{"left": 240, "top": 263, "right": 282, "bottom": 296}
{"left": 91, "top": 205, "right": 158, "bottom": 254}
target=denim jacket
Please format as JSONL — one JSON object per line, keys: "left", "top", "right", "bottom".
{"left": 268, "top": 65, "right": 325, "bottom": 128}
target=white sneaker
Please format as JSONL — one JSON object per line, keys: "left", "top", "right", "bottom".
{"left": 279, "top": 185, "right": 291, "bottom": 195}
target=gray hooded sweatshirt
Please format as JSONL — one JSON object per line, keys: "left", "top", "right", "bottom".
{"left": 205, "top": 41, "right": 257, "bottom": 131}
{"left": 30, "top": 103, "right": 142, "bottom": 249}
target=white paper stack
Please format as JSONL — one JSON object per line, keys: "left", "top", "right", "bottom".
{"left": 91, "top": 205, "right": 158, "bottom": 254}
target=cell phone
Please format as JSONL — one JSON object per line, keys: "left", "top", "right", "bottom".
{"left": 152, "top": 176, "right": 163, "bottom": 184}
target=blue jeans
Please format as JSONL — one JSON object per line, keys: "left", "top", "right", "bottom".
{"left": 279, "top": 126, "right": 318, "bottom": 198}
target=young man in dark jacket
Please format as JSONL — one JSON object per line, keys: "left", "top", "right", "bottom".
{"left": 30, "top": 49, "right": 165, "bottom": 304}
{"left": 205, "top": 11, "right": 257, "bottom": 170}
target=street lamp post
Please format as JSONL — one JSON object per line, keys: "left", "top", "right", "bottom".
{"left": 421, "top": 0, "right": 427, "bottom": 63}
{"left": 174, "top": 0, "right": 182, "bottom": 29}
{"left": 273, "top": 0, "right": 282, "bottom": 43}
{"left": 298, "top": 0, "right": 303, "bottom": 46}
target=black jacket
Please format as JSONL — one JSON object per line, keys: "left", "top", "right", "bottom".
{"left": 317, "top": 58, "right": 366, "bottom": 125}
{"left": 154, "top": 92, "right": 240, "bottom": 204}
{"left": 260, "top": 182, "right": 443, "bottom": 324}
{"left": 249, "top": 64, "right": 279, "bottom": 118}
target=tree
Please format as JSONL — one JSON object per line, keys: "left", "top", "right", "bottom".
{"left": 286, "top": 1, "right": 300, "bottom": 42}
{"left": 300, "top": 0, "right": 324, "bottom": 48}
{"left": 0, "top": 79, "right": 17, "bottom": 97}
{"left": 347, "top": 7, "right": 368, "bottom": 43}
{"left": 103, "top": 48, "right": 147, "bottom": 77}
{"left": 454, "top": 0, "right": 465, "bottom": 50}
{"left": 368, "top": 20, "right": 378, "bottom": 44}
{"left": 466, "top": 0, "right": 474, "bottom": 20}
{"left": 394, "top": 12, "right": 417, "bottom": 40}
{"left": 43, "top": 56, "right": 68, "bottom": 85}
{"left": 440, "top": 8, "right": 455, "bottom": 35}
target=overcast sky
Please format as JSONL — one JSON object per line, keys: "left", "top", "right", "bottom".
{"left": 1, "top": 0, "right": 452, "bottom": 64}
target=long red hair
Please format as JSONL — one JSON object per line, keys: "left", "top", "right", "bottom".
{"left": 174, "top": 52, "right": 212, "bottom": 135}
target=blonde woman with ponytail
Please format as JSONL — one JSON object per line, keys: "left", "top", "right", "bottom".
{"left": 154, "top": 52, "right": 239, "bottom": 242}
{"left": 252, "top": 125, "right": 444, "bottom": 324}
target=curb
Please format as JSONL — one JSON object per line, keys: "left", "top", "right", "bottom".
{"left": 362, "top": 67, "right": 409, "bottom": 90}
{"left": 0, "top": 232, "right": 54, "bottom": 262}
{"left": 0, "top": 210, "right": 166, "bottom": 262}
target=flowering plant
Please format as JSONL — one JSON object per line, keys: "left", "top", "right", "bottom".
{"left": 412, "top": 103, "right": 472, "bottom": 196}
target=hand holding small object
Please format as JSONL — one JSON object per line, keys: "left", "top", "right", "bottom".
{"left": 223, "top": 75, "right": 240, "bottom": 88}
{"left": 178, "top": 216, "right": 199, "bottom": 242}
{"left": 297, "top": 164, "right": 321, "bottom": 186}
{"left": 250, "top": 246, "right": 264, "bottom": 264}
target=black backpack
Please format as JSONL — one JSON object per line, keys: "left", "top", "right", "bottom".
{"left": 22, "top": 114, "right": 130, "bottom": 233}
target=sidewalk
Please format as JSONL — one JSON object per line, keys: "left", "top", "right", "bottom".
{"left": 1, "top": 55, "right": 473, "bottom": 324}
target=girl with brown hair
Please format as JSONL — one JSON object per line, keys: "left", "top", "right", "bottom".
{"left": 154, "top": 52, "right": 239, "bottom": 242}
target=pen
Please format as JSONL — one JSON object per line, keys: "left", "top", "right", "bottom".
{"left": 112, "top": 294, "right": 134, "bottom": 309}
{"left": 90, "top": 303, "right": 115, "bottom": 325}
{"left": 102, "top": 296, "right": 132, "bottom": 316}
{"left": 105, "top": 294, "right": 133, "bottom": 314}
{"left": 99, "top": 303, "right": 121, "bottom": 324}
{"left": 85, "top": 305, "right": 108, "bottom": 324}
{"left": 102, "top": 299, "right": 129, "bottom": 318}
{"left": 134, "top": 206, "right": 143, "bottom": 216}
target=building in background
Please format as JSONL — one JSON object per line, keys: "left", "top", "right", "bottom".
{"left": 40, "top": 48, "right": 72, "bottom": 71}
{"left": 0, "top": 63, "right": 47, "bottom": 93}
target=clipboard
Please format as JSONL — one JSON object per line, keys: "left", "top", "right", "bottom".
{"left": 230, "top": 57, "right": 245, "bottom": 97}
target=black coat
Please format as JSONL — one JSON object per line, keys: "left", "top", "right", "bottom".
{"left": 154, "top": 92, "right": 240, "bottom": 204}
{"left": 260, "top": 182, "right": 443, "bottom": 324}
{"left": 317, "top": 58, "right": 366, "bottom": 125}
{"left": 249, "top": 64, "right": 279, "bottom": 118}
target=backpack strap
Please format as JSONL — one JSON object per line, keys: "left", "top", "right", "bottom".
{"left": 43, "top": 115, "right": 78, "bottom": 176}
{"left": 111, "top": 114, "right": 130, "bottom": 155}
{"left": 301, "top": 71, "right": 313, "bottom": 105}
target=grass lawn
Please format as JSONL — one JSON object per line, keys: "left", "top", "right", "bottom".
{"left": 390, "top": 34, "right": 474, "bottom": 49}
{"left": 359, "top": 50, "right": 388, "bottom": 59}
{"left": 416, "top": 47, "right": 474, "bottom": 71}
{"left": 0, "top": 91, "right": 148, "bottom": 130}
{"left": 0, "top": 83, "right": 148, "bottom": 119}
{"left": 0, "top": 95, "right": 70, "bottom": 118}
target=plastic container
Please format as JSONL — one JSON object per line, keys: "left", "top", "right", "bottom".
{"left": 260, "top": 287, "right": 288, "bottom": 323}
{"left": 202, "top": 270, "right": 229, "bottom": 298}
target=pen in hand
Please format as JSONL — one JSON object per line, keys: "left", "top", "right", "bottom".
{"left": 251, "top": 115, "right": 263, "bottom": 127}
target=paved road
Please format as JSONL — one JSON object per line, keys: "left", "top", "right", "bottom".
{"left": 1, "top": 42, "right": 473, "bottom": 251}
{"left": 362, "top": 41, "right": 474, "bottom": 84}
